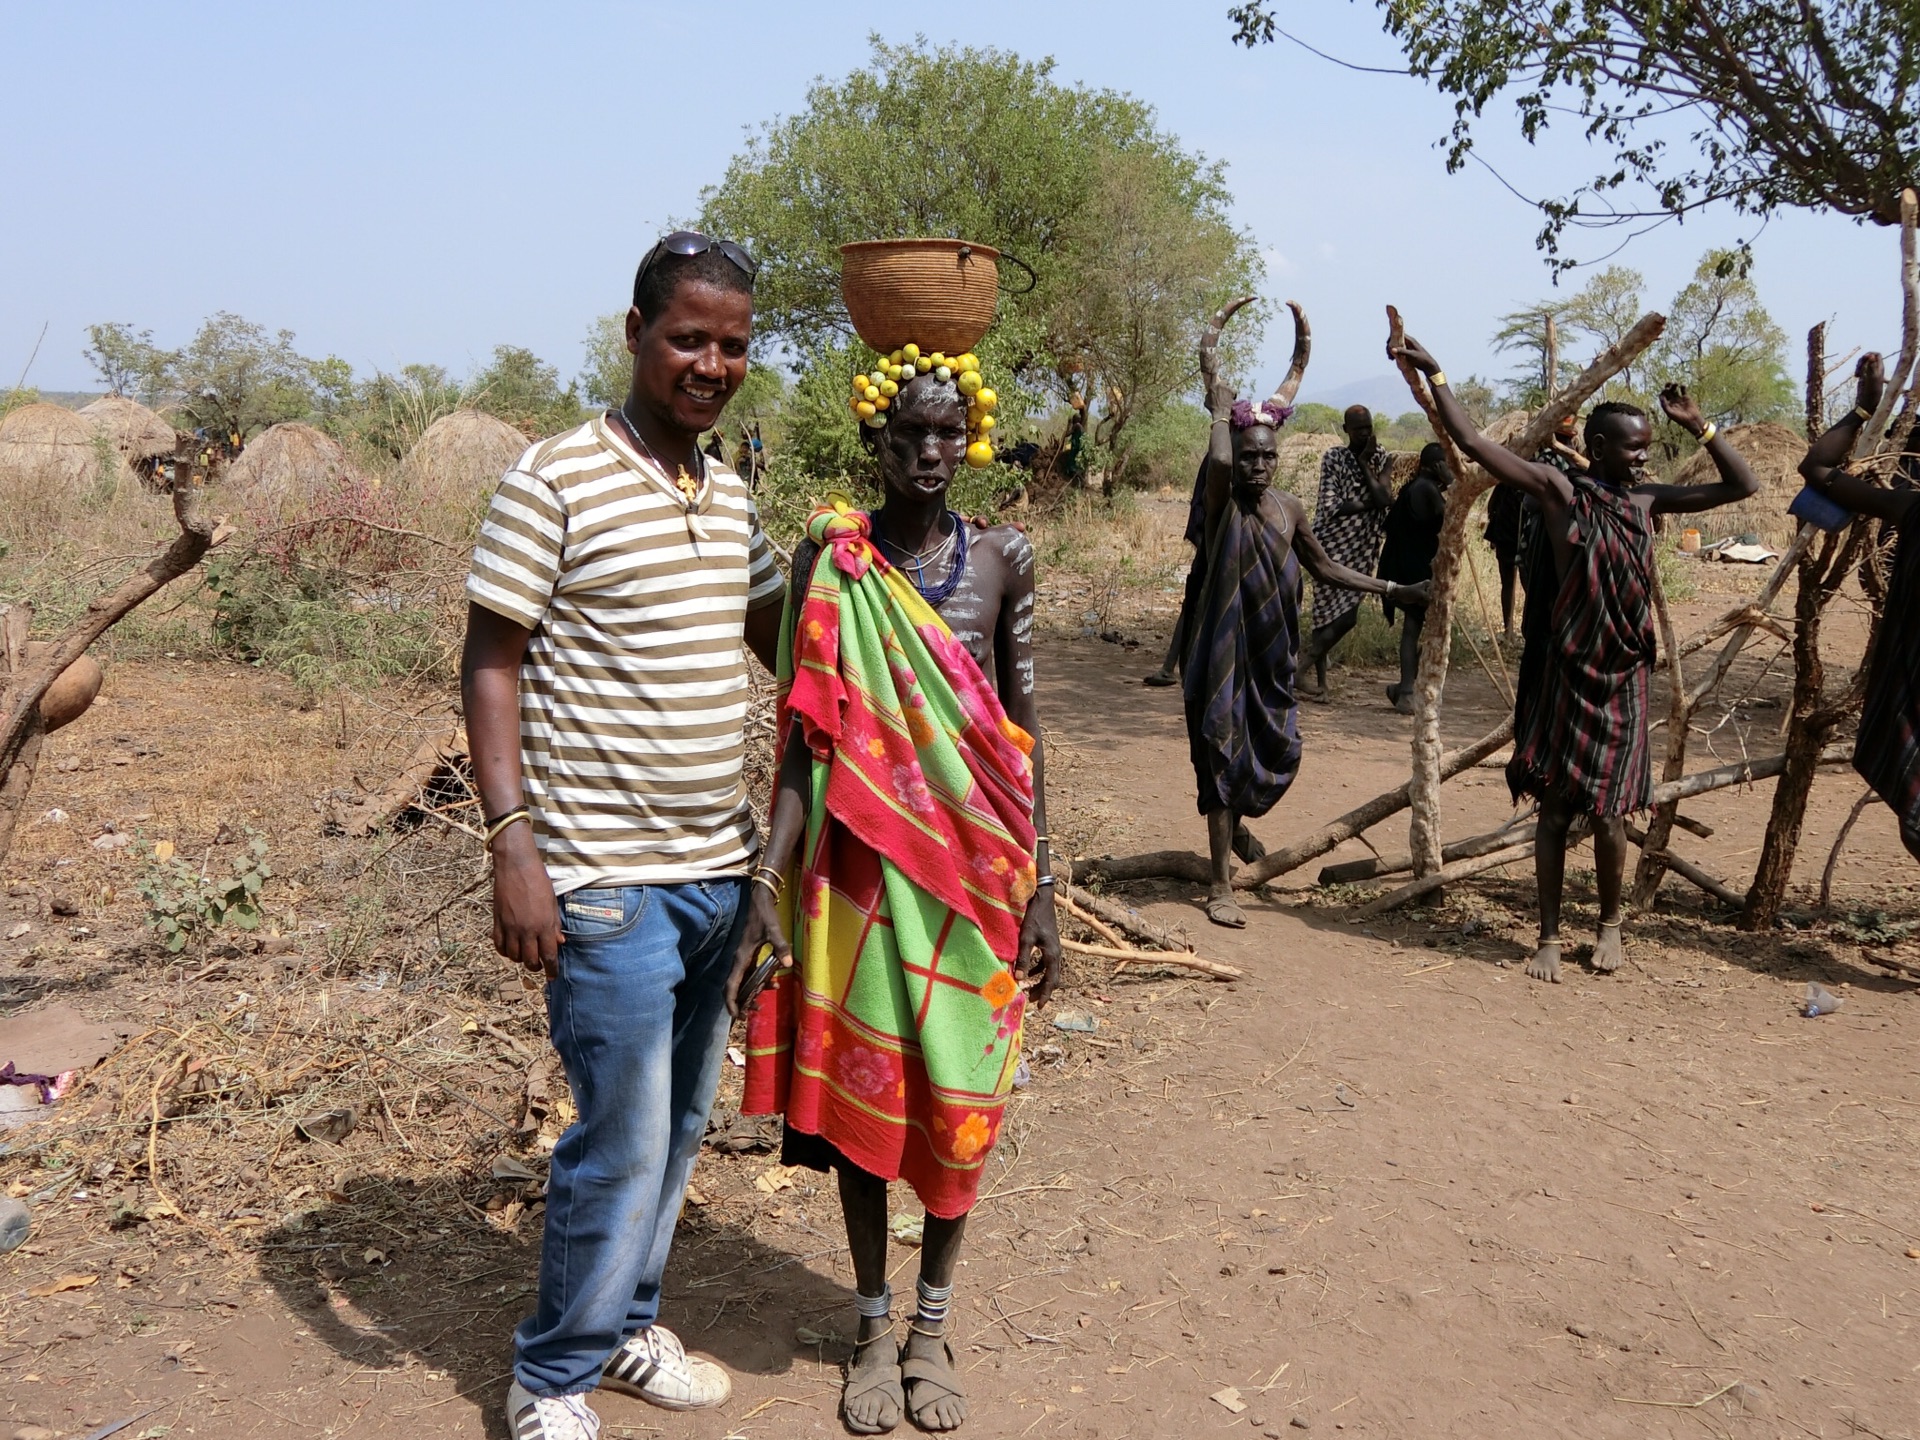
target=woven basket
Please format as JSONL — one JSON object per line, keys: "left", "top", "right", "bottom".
{"left": 840, "top": 239, "right": 1000, "bottom": 355}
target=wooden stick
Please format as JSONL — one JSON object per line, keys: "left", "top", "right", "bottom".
{"left": 1624, "top": 824, "right": 1744, "bottom": 908}
{"left": 1818, "top": 788, "right": 1879, "bottom": 911}
{"left": 1352, "top": 745, "right": 1854, "bottom": 917}
{"left": 1354, "top": 836, "right": 1544, "bottom": 919}
{"left": 1059, "top": 937, "right": 1243, "bottom": 981}
{"left": 1319, "top": 813, "right": 1535, "bottom": 886}
{"left": 1058, "top": 894, "right": 1127, "bottom": 950}
{"left": 1059, "top": 880, "right": 1193, "bottom": 953}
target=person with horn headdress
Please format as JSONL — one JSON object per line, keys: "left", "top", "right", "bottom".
{"left": 1186, "top": 300, "right": 1429, "bottom": 927}
{"left": 736, "top": 313, "right": 1060, "bottom": 1431}
{"left": 1800, "top": 352, "right": 1920, "bottom": 862}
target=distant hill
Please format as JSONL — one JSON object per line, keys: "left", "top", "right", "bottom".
{"left": 32, "top": 390, "right": 106, "bottom": 410}
{"left": 1300, "top": 373, "right": 1420, "bottom": 418}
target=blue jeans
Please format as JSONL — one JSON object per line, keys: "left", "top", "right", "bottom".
{"left": 512, "top": 878, "right": 746, "bottom": 1397}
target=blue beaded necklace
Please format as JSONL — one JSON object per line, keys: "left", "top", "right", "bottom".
{"left": 876, "top": 509, "right": 969, "bottom": 606}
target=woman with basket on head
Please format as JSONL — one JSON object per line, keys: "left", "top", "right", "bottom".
{"left": 731, "top": 240, "right": 1061, "bottom": 1434}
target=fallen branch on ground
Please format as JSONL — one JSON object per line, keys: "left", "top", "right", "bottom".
{"left": 1349, "top": 745, "right": 1854, "bottom": 917}
{"left": 1058, "top": 937, "right": 1243, "bottom": 981}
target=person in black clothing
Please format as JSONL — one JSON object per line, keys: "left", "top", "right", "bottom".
{"left": 1377, "top": 443, "right": 1452, "bottom": 714}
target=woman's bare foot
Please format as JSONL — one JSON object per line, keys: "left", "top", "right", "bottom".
{"left": 1205, "top": 885, "right": 1247, "bottom": 929}
{"left": 901, "top": 1327, "right": 966, "bottom": 1431}
{"left": 1526, "top": 938, "right": 1562, "bottom": 983}
{"left": 841, "top": 1317, "right": 903, "bottom": 1434}
{"left": 1591, "top": 919, "right": 1624, "bottom": 974}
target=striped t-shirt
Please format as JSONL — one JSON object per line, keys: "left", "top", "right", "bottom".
{"left": 466, "top": 415, "right": 784, "bottom": 893}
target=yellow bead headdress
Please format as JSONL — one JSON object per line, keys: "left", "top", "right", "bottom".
{"left": 850, "top": 343, "right": 999, "bottom": 469}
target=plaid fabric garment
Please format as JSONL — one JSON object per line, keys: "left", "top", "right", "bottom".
{"left": 1855, "top": 511, "right": 1920, "bottom": 860}
{"left": 1310, "top": 445, "right": 1389, "bottom": 629}
{"left": 1507, "top": 478, "right": 1658, "bottom": 818}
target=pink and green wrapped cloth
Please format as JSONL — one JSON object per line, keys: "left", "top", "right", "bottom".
{"left": 743, "top": 502, "right": 1037, "bottom": 1219}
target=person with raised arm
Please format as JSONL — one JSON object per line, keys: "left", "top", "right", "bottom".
{"left": 1184, "top": 305, "right": 1427, "bottom": 928}
{"left": 1387, "top": 332, "right": 1758, "bottom": 982}
{"left": 1799, "top": 352, "right": 1920, "bottom": 861}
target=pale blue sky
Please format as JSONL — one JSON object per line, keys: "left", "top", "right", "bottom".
{"left": 0, "top": 1, "right": 1898, "bottom": 407}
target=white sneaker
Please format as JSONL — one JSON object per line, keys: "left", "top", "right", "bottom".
{"left": 600, "top": 1323, "right": 732, "bottom": 1410}
{"left": 507, "top": 1380, "right": 601, "bottom": 1440}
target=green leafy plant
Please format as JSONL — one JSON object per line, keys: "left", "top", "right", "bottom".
{"left": 135, "top": 837, "right": 272, "bottom": 954}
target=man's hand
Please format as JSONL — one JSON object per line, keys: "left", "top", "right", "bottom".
{"left": 1388, "top": 335, "right": 1441, "bottom": 376}
{"left": 1392, "top": 581, "right": 1432, "bottom": 608}
{"left": 1017, "top": 891, "right": 1063, "bottom": 1008}
{"left": 490, "top": 826, "right": 561, "bottom": 978}
{"left": 1855, "top": 351, "right": 1885, "bottom": 416}
{"left": 726, "top": 883, "right": 792, "bottom": 1019}
{"left": 1658, "top": 383, "right": 1708, "bottom": 436}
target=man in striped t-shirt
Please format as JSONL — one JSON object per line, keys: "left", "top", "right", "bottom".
{"left": 462, "top": 235, "right": 784, "bottom": 1440}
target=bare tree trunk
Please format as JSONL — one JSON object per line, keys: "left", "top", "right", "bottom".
{"left": 0, "top": 440, "right": 222, "bottom": 866}
{"left": 1742, "top": 191, "right": 1917, "bottom": 927}
{"left": 1544, "top": 314, "right": 1559, "bottom": 400}
{"left": 1805, "top": 321, "right": 1826, "bottom": 440}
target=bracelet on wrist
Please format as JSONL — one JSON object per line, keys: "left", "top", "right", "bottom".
{"left": 1428, "top": 369, "right": 1448, "bottom": 388}
{"left": 484, "top": 807, "right": 530, "bottom": 847}
{"left": 1698, "top": 421, "right": 1718, "bottom": 445}
{"left": 1034, "top": 875, "right": 1056, "bottom": 889}
{"left": 1851, "top": 404, "right": 1873, "bottom": 422}
{"left": 751, "top": 870, "right": 783, "bottom": 900}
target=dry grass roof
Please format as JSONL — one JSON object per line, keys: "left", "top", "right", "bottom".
{"left": 399, "top": 409, "right": 525, "bottom": 499}
{"left": 79, "top": 395, "right": 175, "bottom": 464}
{"left": 223, "top": 422, "right": 362, "bottom": 512}
{"left": 1670, "top": 420, "right": 1809, "bottom": 547}
{"left": 0, "top": 401, "right": 102, "bottom": 490}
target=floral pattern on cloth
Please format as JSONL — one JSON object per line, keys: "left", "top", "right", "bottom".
{"left": 744, "top": 501, "right": 1038, "bottom": 1219}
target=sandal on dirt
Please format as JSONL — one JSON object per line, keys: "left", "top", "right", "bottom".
{"left": 1142, "top": 670, "right": 1178, "bottom": 687}
{"left": 1231, "top": 825, "right": 1267, "bottom": 864}
{"left": 900, "top": 1335, "right": 966, "bottom": 1432}
{"left": 842, "top": 1332, "right": 905, "bottom": 1435}
{"left": 1205, "top": 893, "right": 1247, "bottom": 929}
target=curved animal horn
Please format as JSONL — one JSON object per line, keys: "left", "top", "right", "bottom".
{"left": 1269, "top": 301, "right": 1312, "bottom": 409}
{"left": 1198, "top": 295, "right": 1257, "bottom": 417}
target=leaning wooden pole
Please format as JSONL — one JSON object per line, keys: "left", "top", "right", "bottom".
{"left": 1394, "top": 308, "right": 1667, "bottom": 878}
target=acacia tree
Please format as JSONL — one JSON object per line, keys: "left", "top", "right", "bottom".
{"left": 1494, "top": 256, "right": 1794, "bottom": 429}
{"left": 1230, "top": 2, "right": 1920, "bottom": 271}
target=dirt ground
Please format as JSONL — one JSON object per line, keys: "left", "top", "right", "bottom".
{"left": 4, "top": 500, "right": 1918, "bottom": 1440}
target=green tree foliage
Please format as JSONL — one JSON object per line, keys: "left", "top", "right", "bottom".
{"left": 84, "top": 323, "right": 172, "bottom": 405}
{"left": 1050, "top": 147, "right": 1263, "bottom": 475}
{"left": 469, "top": 344, "right": 583, "bottom": 439}
{"left": 170, "top": 312, "right": 325, "bottom": 439}
{"left": 1230, "top": 2, "right": 1920, "bottom": 271}
{"left": 342, "top": 363, "right": 469, "bottom": 460}
{"left": 699, "top": 36, "right": 1262, "bottom": 478}
{"left": 1492, "top": 252, "right": 1795, "bottom": 442}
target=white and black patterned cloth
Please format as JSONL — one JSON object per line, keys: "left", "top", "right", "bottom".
{"left": 1310, "top": 444, "right": 1391, "bottom": 630}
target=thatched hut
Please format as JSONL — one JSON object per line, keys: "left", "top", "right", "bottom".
{"left": 223, "top": 422, "right": 363, "bottom": 517}
{"left": 396, "top": 408, "right": 527, "bottom": 538}
{"left": 0, "top": 402, "right": 102, "bottom": 491}
{"left": 1668, "top": 421, "right": 1807, "bottom": 548}
{"left": 79, "top": 395, "right": 175, "bottom": 481}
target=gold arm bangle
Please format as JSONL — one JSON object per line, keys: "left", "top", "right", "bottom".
{"left": 1428, "top": 370, "right": 1448, "bottom": 388}
{"left": 751, "top": 872, "right": 783, "bottom": 900}
{"left": 484, "top": 808, "right": 530, "bottom": 847}
{"left": 1851, "top": 404, "right": 1873, "bottom": 422}
{"left": 1698, "top": 422, "right": 1717, "bottom": 445}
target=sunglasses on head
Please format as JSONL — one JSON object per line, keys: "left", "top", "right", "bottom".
{"left": 636, "top": 230, "right": 758, "bottom": 288}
